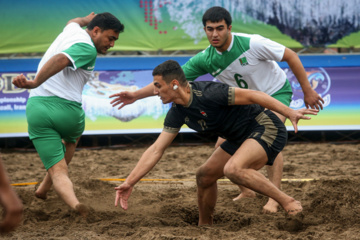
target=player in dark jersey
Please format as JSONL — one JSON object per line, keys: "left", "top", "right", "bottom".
{"left": 114, "top": 60, "right": 317, "bottom": 225}
{"left": 110, "top": 7, "right": 324, "bottom": 214}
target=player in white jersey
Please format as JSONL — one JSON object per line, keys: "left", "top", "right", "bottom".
{"left": 182, "top": 32, "right": 287, "bottom": 96}
{"left": 110, "top": 7, "right": 323, "bottom": 213}
{"left": 12, "top": 12, "right": 124, "bottom": 216}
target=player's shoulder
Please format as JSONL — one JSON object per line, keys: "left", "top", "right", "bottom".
{"left": 63, "top": 22, "right": 90, "bottom": 39}
{"left": 63, "top": 22, "right": 81, "bottom": 32}
{"left": 191, "top": 81, "right": 229, "bottom": 105}
{"left": 192, "top": 81, "right": 227, "bottom": 93}
{"left": 62, "top": 24, "right": 94, "bottom": 49}
{"left": 233, "top": 32, "right": 273, "bottom": 52}
{"left": 233, "top": 32, "right": 265, "bottom": 41}
{"left": 195, "top": 45, "right": 213, "bottom": 57}
{"left": 188, "top": 45, "right": 213, "bottom": 65}
{"left": 72, "top": 42, "right": 97, "bottom": 55}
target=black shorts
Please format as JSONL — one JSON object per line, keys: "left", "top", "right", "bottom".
{"left": 220, "top": 110, "right": 287, "bottom": 166}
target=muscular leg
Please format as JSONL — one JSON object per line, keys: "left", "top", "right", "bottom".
{"left": 232, "top": 154, "right": 283, "bottom": 204}
{"left": 35, "top": 137, "right": 80, "bottom": 199}
{"left": 262, "top": 152, "right": 283, "bottom": 213}
{"left": 262, "top": 112, "right": 286, "bottom": 213}
{"left": 223, "top": 139, "right": 302, "bottom": 215}
{"left": 232, "top": 112, "right": 286, "bottom": 214}
{"left": 46, "top": 158, "right": 88, "bottom": 216}
{"left": 216, "top": 137, "right": 257, "bottom": 201}
{"left": 48, "top": 158, "right": 80, "bottom": 209}
{"left": 196, "top": 147, "right": 231, "bottom": 226}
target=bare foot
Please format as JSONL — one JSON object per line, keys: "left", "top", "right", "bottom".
{"left": 34, "top": 192, "right": 47, "bottom": 200}
{"left": 284, "top": 200, "right": 303, "bottom": 216}
{"left": 34, "top": 182, "right": 47, "bottom": 200}
{"left": 75, "top": 203, "right": 89, "bottom": 218}
{"left": 233, "top": 190, "right": 256, "bottom": 201}
{"left": 262, "top": 198, "right": 279, "bottom": 213}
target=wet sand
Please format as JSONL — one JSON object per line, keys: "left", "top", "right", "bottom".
{"left": 2, "top": 142, "right": 360, "bottom": 239}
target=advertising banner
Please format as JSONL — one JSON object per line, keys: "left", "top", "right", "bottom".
{"left": 1, "top": 0, "right": 359, "bottom": 54}
{"left": 1, "top": 56, "right": 359, "bottom": 137}
{"left": 286, "top": 67, "right": 360, "bottom": 130}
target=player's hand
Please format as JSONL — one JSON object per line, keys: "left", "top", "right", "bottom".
{"left": 288, "top": 108, "right": 318, "bottom": 133}
{"left": 84, "top": 12, "right": 96, "bottom": 24}
{"left": 0, "top": 208, "right": 23, "bottom": 234}
{"left": 12, "top": 74, "right": 36, "bottom": 89}
{"left": 109, "top": 91, "right": 137, "bottom": 110}
{"left": 304, "top": 89, "right": 324, "bottom": 110}
{"left": 0, "top": 190, "right": 23, "bottom": 234}
{"left": 114, "top": 182, "right": 133, "bottom": 210}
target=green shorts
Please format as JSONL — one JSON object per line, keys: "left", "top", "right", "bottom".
{"left": 26, "top": 96, "right": 85, "bottom": 170}
{"left": 271, "top": 79, "right": 293, "bottom": 106}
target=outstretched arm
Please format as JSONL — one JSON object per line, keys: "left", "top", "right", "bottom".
{"left": 282, "top": 48, "right": 324, "bottom": 110}
{"left": 110, "top": 82, "right": 155, "bottom": 110}
{"left": 67, "top": 12, "right": 96, "bottom": 27}
{"left": 114, "top": 131, "right": 178, "bottom": 209}
{"left": 12, "top": 13, "right": 96, "bottom": 89}
{"left": 12, "top": 54, "right": 71, "bottom": 89}
{"left": 234, "top": 88, "right": 318, "bottom": 133}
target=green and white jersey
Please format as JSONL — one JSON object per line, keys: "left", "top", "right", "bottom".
{"left": 182, "top": 33, "right": 287, "bottom": 96}
{"left": 29, "top": 22, "right": 97, "bottom": 103}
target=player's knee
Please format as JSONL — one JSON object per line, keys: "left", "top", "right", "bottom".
{"left": 196, "top": 166, "right": 216, "bottom": 188}
{"left": 48, "top": 160, "right": 68, "bottom": 179}
{"left": 224, "top": 162, "right": 248, "bottom": 184}
{"left": 223, "top": 162, "right": 234, "bottom": 178}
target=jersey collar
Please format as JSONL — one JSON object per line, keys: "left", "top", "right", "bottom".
{"left": 215, "top": 33, "right": 234, "bottom": 55}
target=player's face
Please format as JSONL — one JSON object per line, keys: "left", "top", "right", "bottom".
{"left": 153, "top": 75, "right": 175, "bottom": 104}
{"left": 204, "top": 19, "right": 232, "bottom": 52}
{"left": 92, "top": 27, "right": 119, "bottom": 54}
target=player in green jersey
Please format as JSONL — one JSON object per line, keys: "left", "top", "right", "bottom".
{"left": 12, "top": 12, "right": 124, "bottom": 216}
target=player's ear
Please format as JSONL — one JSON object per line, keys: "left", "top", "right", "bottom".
{"left": 91, "top": 26, "right": 101, "bottom": 36}
{"left": 171, "top": 79, "right": 179, "bottom": 90}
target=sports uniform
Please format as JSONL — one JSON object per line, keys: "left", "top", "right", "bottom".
{"left": 182, "top": 33, "right": 293, "bottom": 106}
{"left": 163, "top": 81, "right": 287, "bottom": 165}
{"left": 27, "top": 22, "right": 97, "bottom": 170}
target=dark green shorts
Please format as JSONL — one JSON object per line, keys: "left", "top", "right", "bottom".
{"left": 271, "top": 79, "right": 293, "bottom": 106}
{"left": 26, "top": 96, "right": 85, "bottom": 170}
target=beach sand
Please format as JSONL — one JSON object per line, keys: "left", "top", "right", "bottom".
{"left": 2, "top": 142, "right": 360, "bottom": 239}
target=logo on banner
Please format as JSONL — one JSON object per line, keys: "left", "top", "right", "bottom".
{"left": 288, "top": 67, "right": 331, "bottom": 109}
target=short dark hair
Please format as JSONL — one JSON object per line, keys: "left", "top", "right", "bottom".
{"left": 87, "top": 12, "right": 124, "bottom": 33}
{"left": 152, "top": 60, "right": 187, "bottom": 86}
{"left": 202, "top": 6, "right": 232, "bottom": 27}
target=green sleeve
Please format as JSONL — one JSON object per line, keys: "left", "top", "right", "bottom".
{"left": 63, "top": 43, "right": 97, "bottom": 70}
{"left": 181, "top": 53, "right": 209, "bottom": 81}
